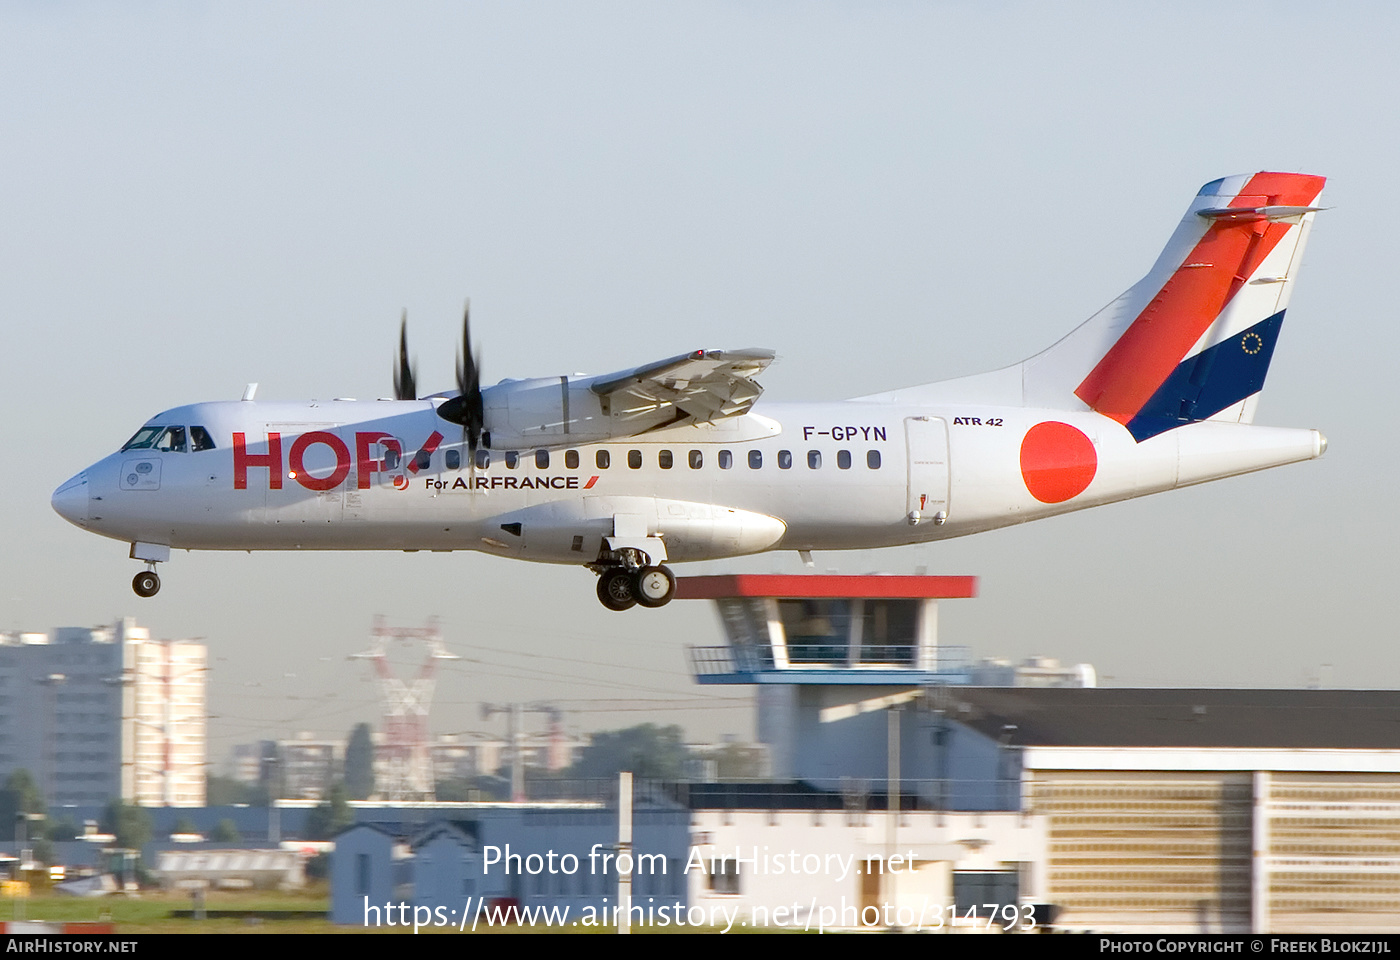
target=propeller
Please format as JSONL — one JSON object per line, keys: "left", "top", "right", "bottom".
{"left": 393, "top": 310, "right": 417, "bottom": 401}
{"left": 438, "top": 300, "right": 486, "bottom": 455}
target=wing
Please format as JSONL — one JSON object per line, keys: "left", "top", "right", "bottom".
{"left": 588, "top": 348, "right": 776, "bottom": 430}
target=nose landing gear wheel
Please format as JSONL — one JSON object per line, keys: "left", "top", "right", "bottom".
{"left": 132, "top": 571, "right": 161, "bottom": 598}
{"left": 633, "top": 565, "right": 676, "bottom": 608}
{"left": 597, "top": 568, "right": 637, "bottom": 611}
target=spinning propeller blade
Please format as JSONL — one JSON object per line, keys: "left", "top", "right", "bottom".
{"left": 393, "top": 311, "right": 417, "bottom": 401}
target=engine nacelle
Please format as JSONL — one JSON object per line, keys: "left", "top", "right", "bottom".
{"left": 475, "top": 377, "right": 616, "bottom": 449}
{"left": 481, "top": 496, "right": 787, "bottom": 564}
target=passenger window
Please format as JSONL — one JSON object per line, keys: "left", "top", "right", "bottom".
{"left": 446, "top": 450, "right": 461, "bottom": 470}
{"left": 190, "top": 426, "right": 216, "bottom": 451}
{"left": 748, "top": 450, "right": 762, "bottom": 469}
{"left": 808, "top": 450, "right": 822, "bottom": 469}
{"left": 718, "top": 450, "right": 733, "bottom": 470}
{"left": 415, "top": 450, "right": 431, "bottom": 470}
{"left": 565, "top": 450, "right": 579, "bottom": 469}
{"left": 505, "top": 451, "right": 519, "bottom": 469}
{"left": 658, "top": 450, "right": 673, "bottom": 469}
{"left": 628, "top": 450, "right": 642, "bottom": 469}
{"left": 536, "top": 449, "right": 550, "bottom": 469}
{"left": 154, "top": 427, "right": 187, "bottom": 453}
{"left": 777, "top": 450, "right": 792, "bottom": 470}
{"left": 596, "top": 450, "right": 610, "bottom": 469}
{"left": 475, "top": 449, "right": 491, "bottom": 470}
{"left": 837, "top": 450, "right": 852, "bottom": 470}
{"left": 688, "top": 450, "right": 703, "bottom": 469}
{"left": 867, "top": 450, "right": 881, "bottom": 469}
{"left": 384, "top": 449, "right": 400, "bottom": 470}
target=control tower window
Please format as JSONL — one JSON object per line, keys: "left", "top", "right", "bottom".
{"left": 859, "top": 599, "right": 919, "bottom": 666}
{"left": 778, "top": 599, "right": 852, "bottom": 665}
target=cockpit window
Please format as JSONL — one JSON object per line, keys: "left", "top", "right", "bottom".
{"left": 190, "top": 426, "right": 216, "bottom": 451}
{"left": 153, "top": 427, "right": 187, "bottom": 453}
{"left": 121, "top": 426, "right": 164, "bottom": 451}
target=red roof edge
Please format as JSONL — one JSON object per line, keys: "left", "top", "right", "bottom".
{"left": 675, "top": 574, "right": 977, "bottom": 600}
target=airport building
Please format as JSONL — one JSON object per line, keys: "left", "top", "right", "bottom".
{"left": 675, "top": 575, "right": 1400, "bottom": 933}
{"left": 0, "top": 618, "right": 206, "bottom": 807}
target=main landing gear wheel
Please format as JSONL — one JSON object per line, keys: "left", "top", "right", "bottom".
{"left": 132, "top": 571, "right": 161, "bottom": 598}
{"left": 597, "top": 568, "right": 637, "bottom": 611}
{"left": 633, "top": 565, "right": 677, "bottom": 608}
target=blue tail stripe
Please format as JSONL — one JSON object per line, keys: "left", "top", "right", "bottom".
{"left": 1125, "top": 310, "right": 1285, "bottom": 442}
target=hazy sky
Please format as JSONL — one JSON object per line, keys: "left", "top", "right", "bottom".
{"left": 4, "top": 2, "right": 1396, "bottom": 763}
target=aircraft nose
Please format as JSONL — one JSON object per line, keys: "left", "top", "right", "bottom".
{"left": 52, "top": 472, "right": 90, "bottom": 527}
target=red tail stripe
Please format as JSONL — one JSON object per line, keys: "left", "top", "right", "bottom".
{"left": 1075, "top": 173, "right": 1323, "bottom": 425}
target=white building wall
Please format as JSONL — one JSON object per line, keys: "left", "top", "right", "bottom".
{"left": 129, "top": 637, "right": 207, "bottom": 806}
{"left": 688, "top": 808, "right": 1046, "bottom": 931}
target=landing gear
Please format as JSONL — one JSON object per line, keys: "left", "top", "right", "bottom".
{"left": 128, "top": 544, "right": 170, "bottom": 599}
{"left": 132, "top": 569, "right": 161, "bottom": 598}
{"left": 633, "top": 565, "right": 677, "bottom": 608}
{"left": 597, "top": 568, "right": 637, "bottom": 611}
{"left": 595, "top": 563, "right": 676, "bottom": 611}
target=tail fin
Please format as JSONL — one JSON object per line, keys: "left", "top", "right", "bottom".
{"left": 1023, "top": 172, "right": 1325, "bottom": 440}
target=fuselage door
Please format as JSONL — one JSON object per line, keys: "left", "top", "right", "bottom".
{"left": 904, "top": 416, "right": 949, "bottom": 524}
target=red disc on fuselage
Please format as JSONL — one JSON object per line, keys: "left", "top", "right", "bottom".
{"left": 1020, "top": 421, "right": 1097, "bottom": 503}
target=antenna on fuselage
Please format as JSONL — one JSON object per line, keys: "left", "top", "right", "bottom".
{"left": 241, "top": 383, "right": 259, "bottom": 401}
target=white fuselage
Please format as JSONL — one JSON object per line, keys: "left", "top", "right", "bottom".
{"left": 54, "top": 396, "right": 1325, "bottom": 566}
{"left": 50, "top": 171, "right": 1333, "bottom": 607}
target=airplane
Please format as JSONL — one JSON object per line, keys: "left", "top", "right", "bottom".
{"left": 52, "top": 171, "right": 1329, "bottom": 611}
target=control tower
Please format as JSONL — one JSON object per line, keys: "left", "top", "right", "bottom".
{"left": 679, "top": 574, "right": 985, "bottom": 796}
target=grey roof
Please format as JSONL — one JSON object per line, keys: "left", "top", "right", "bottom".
{"left": 929, "top": 688, "right": 1400, "bottom": 750}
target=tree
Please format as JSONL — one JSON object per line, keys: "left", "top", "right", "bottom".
{"left": 210, "top": 819, "right": 241, "bottom": 843}
{"left": 713, "top": 743, "right": 768, "bottom": 779}
{"left": 304, "top": 782, "right": 354, "bottom": 840}
{"left": 0, "top": 769, "right": 45, "bottom": 841}
{"left": 101, "top": 800, "right": 152, "bottom": 852}
{"left": 206, "top": 774, "right": 256, "bottom": 806}
{"left": 569, "top": 724, "right": 692, "bottom": 780}
{"left": 172, "top": 816, "right": 198, "bottom": 837}
{"left": 47, "top": 815, "right": 79, "bottom": 843}
{"left": 344, "top": 723, "right": 375, "bottom": 801}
